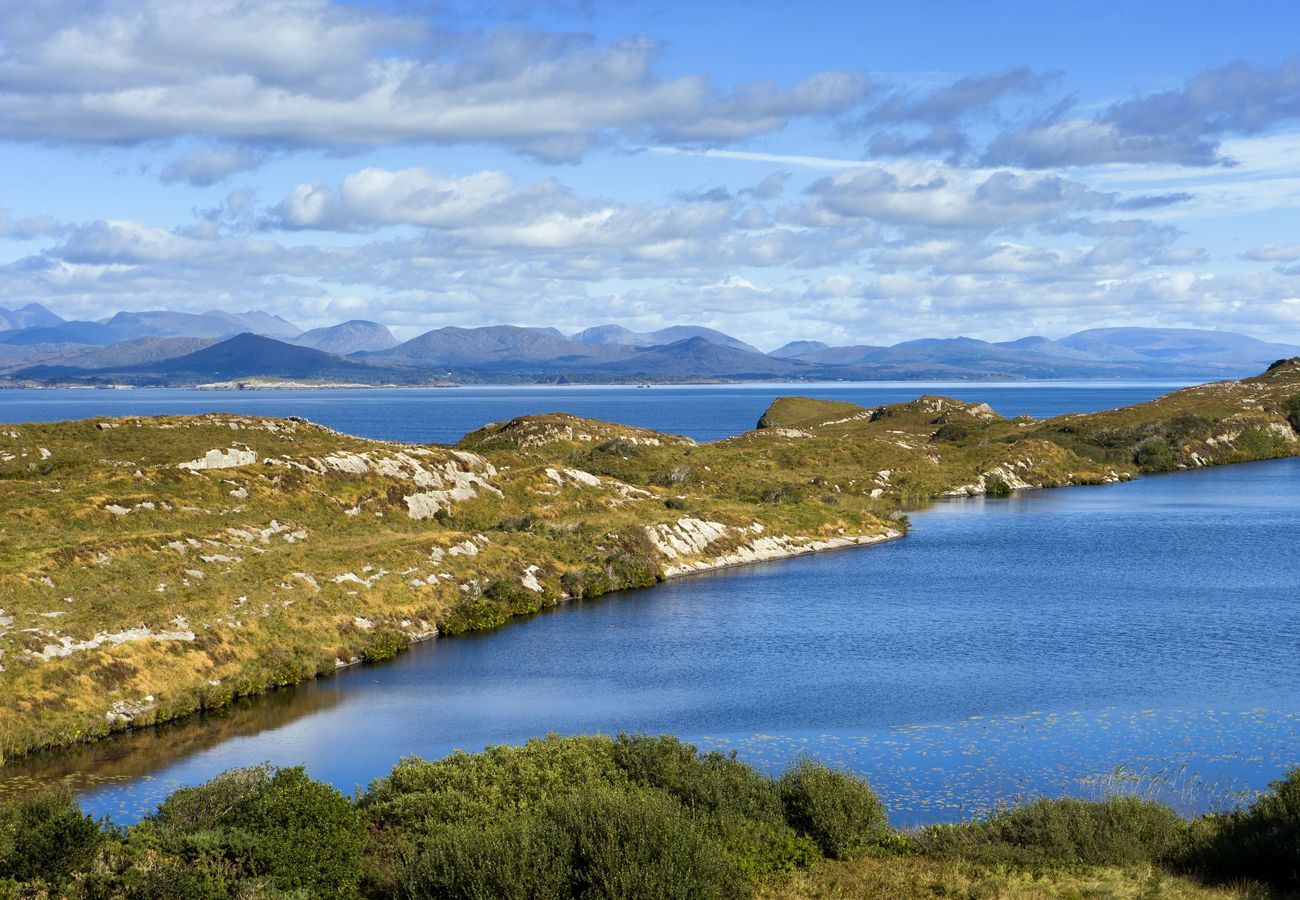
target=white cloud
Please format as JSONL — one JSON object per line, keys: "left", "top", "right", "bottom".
{"left": 0, "top": 1, "right": 868, "bottom": 159}
{"left": 793, "top": 163, "right": 1110, "bottom": 229}
{"left": 1242, "top": 243, "right": 1300, "bottom": 262}
{"left": 160, "top": 146, "right": 267, "bottom": 186}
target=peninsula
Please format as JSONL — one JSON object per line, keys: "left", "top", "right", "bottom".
{"left": 1, "top": 360, "right": 1298, "bottom": 762}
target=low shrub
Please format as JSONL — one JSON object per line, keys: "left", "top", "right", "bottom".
{"left": 1233, "top": 426, "right": 1289, "bottom": 458}
{"left": 931, "top": 422, "right": 969, "bottom": 443}
{"left": 1133, "top": 438, "right": 1177, "bottom": 470}
{"left": 400, "top": 786, "right": 744, "bottom": 900}
{"left": 611, "top": 734, "right": 818, "bottom": 878}
{"left": 485, "top": 577, "right": 543, "bottom": 615}
{"left": 778, "top": 759, "right": 890, "bottom": 859}
{"left": 399, "top": 814, "right": 570, "bottom": 900}
{"left": 492, "top": 513, "right": 537, "bottom": 533}
{"left": 760, "top": 484, "right": 801, "bottom": 504}
{"left": 1286, "top": 392, "right": 1300, "bottom": 430}
{"left": 983, "top": 475, "right": 1012, "bottom": 497}
{"left": 439, "top": 596, "right": 510, "bottom": 635}
{"left": 914, "top": 796, "right": 1188, "bottom": 867}
{"left": 361, "top": 628, "right": 408, "bottom": 662}
{"left": 593, "top": 438, "right": 645, "bottom": 459}
{"left": 556, "top": 785, "right": 744, "bottom": 900}
{"left": 361, "top": 735, "right": 624, "bottom": 832}
{"left": 1180, "top": 767, "right": 1300, "bottom": 889}
{"left": 650, "top": 465, "right": 694, "bottom": 487}
{"left": 0, "top": 787, "right": 101, "bottom": 885}
{"left": 147, "top": 764, "right": 367, "bottom": 898}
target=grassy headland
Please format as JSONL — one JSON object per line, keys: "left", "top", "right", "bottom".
{"left": 0, "top": 360, "right": 1297, "bottom": 761}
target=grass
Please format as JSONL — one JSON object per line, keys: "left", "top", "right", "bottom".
{"left": 758, "top": 858, "right": 1263, "bottom": 899}
{"left": 0, "top": 360, "right": 1297, "bottom": 762}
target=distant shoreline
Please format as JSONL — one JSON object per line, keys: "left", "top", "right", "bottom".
{"left": 0, "top": 375, "right": 1212, "bottom": 391}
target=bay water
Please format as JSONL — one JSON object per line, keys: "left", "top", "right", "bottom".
{"left": 2, "top": 382, "right": 1296, "bottom": 825}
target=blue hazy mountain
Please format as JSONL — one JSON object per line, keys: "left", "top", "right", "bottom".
{"left": 6, "top": 310, "right": 1300, "bottom": 384}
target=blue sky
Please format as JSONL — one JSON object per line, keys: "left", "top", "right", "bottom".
{"left": 1, "top": 0, "right": 1298, "bottom": 348}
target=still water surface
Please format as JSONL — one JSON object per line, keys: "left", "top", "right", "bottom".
{"left": 7, "top": 459, "right": 1296, "bottom": 825}
{"left": 1, "top": 383, "right": 1296, "bottom": 825}
{"left": 0, "top": 380, "right": 1191, "bottom": 443}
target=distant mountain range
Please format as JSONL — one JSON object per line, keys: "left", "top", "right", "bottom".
{"left": 1, "top": 303, "right": 1297, "bottom": 387}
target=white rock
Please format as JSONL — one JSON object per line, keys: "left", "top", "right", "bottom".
{"left": 179, "top": 447, "right": 258, "bottom": 471}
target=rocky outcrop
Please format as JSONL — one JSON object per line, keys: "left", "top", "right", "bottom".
{"left": 645, "top": 517, "right": 901, "bottom": 578}
{"left": 178, "top": 446, "right": 258, "bottom": 470}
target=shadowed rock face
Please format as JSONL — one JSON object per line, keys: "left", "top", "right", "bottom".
{"left": 0, "top": 362, "right": 1296, "bottom": 760}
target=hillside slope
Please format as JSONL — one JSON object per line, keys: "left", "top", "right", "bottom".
{"left": 0, "top": 360, "right": 1296, "bottom": 760}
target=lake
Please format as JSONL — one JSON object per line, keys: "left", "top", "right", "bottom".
{"left": 1, "top": 382, "right": 1297, "bottom": 826}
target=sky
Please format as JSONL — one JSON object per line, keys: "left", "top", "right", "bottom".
{"left": 1, "top": 0, "right": 1299, "bottom": 349}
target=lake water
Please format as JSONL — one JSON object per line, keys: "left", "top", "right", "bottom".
{"left": 2, "top": 382, "right": 1297, "bottom": 826}
{"left": 0, "top": 380, "right": 1192, "bottom": 443}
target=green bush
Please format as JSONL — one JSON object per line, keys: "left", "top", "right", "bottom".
{"left": 148, "top": 765, "right": 367, "bottom": 898}
{"left": 1165, "top": 413, "right": 1213, "bottom": 442}
{"left": 1133, "top": 438, "right": 1176, "bottom": 470}
{"left": 611, "top": 734, "right": 818, "bottom": 878}
{"left": 915, "top": 796, "right": 1188, "bottom": 867}
{"left": 361, "top": 628, "right": 408, "bottom": 662}
{"left": 931, "top": 422, "right": 969, "bottom": 443}
{"left": 439, "top": 596, "right": 510, "bottom": 635}
{"left": 594, "top": 438, "right": 645, "bottom": 459}
{"left": 1234, "top": 426, "right": 1288, "bottom": 458}
{"left": 485, "top": 577, "right": 543, "bottom": 615}
{"left": 606, "top": 551, "right": 660, "bottom": 589}
{"left": 362, "top": 736, "right": 624, "bottom": 832}
{"left": 649, "top": 464, "right": 694, "bottom": 486}
{"left": 1181, "top": 767, "right": 1300, "bottom": 888}
{"left": 399, "top": 814, "right": 570, "bottom": 900}
{"left": 400, "top": 786, "right": 743, "bottom": 900}
{"left": 0, "top": 787, "right": 101, "bottom": 885}
{"left": 76, "top": 845, "right": 235, "bottom": 899}
{"left": 1285, "top": 392, "right": 1300, "bottom": 431}
{"left": 550, "top": 785, "right": 744, "bottom": 900}
{"left": 778, "top": 760, "right": 889, "bottom": 859}
{"left": 760, "top": 484, "right": 801, "bottom": 504}
{"left": 983, "top": 475, "right": 1012, "bottom": 497}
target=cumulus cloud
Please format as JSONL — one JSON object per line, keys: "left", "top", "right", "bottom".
{"left": 1241, "top": 242, "right": 1300, "bottom": 262}
{"left": 792, "top": 164, "right": 1110, "bottom": 230}
{"left": 873, "top": 66, "right": 1053, "bottom": 124}
{"left": 160, "top": 146, "right": 267, "bottom": 186}
{"left": 0, "top": 209, "right": 63, "bottom": 239}
{"left": 739, "top": 171, "right": 791, "bottom": 199}
{"left": 266, "top": 165, "right": 864, "bottom": 273}
{"left": 867, "top": 124, "right": 970, "bottom": 161}
{"left": 1116, "top": 192, "right": 1194, "bottom": 210}
{"left": 0, "top": 1, "right": 869, "bottom": 160}
{"left": 985, "top": 56, "right": 1300, "bottom": 168}
{"left": 983, "top": 118, "right": 1223, "bottom": 168}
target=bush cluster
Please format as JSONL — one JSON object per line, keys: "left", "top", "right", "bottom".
{"left": 3, "top": 743, "right": 1298, "bottom": 897}
{"left": 1043, "top": 413, "right": 1217, "bottom": 470}
{"left": 1286, "top": 391, "right": 1300, "bottom": 431}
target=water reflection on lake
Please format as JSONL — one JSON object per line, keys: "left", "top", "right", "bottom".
{"left": 7, "top": 457, "right": 1296, "bottom": 826}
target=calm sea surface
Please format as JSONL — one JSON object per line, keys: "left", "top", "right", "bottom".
{"left": 0, "top": 380, "right": 1193, "bottom": 443}
{"left": 2, "top": 382, "right": 1297, "bottom": 826}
